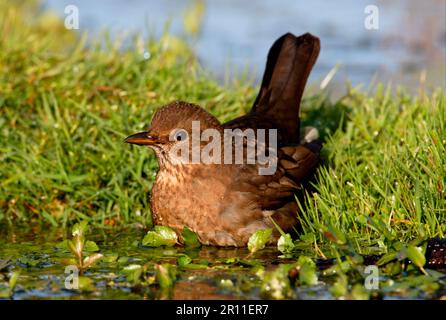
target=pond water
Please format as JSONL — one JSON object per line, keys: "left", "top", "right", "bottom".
{"left": 1, "top": 225, "right": 445, "bottom": 300}
{"left": 43, "top": 0, "right": 446, "bottom": 91}
{"left": 0, "top": 226, "right": 303, "bottom": 300}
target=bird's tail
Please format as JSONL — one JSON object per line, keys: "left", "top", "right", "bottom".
{"left": 252, "top": 33, "right": 320, "bottom": 144}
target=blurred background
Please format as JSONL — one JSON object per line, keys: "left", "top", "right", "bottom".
{"left": 44, "top": 0, "right": 445, "bottom": 92}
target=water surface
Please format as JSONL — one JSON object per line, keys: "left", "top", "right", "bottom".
{"left": 43, "top": 0, "right": 446, "bottom": 91}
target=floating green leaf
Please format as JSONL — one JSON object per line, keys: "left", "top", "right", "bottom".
{"left": 182, "top": 227, "right": 201, "bottom": 248}
{"left": 84, "top": 240, "right": 99, "bottom": 252}
{"left": 72, "top": 221, "right": 89, "bottom": 237}
{"left": 177, "top": 255, "right": 192, "bottom": 267}
{"left": 155, "top": 264, "right": 177, "bottom": 290}
{"left": 122, "top": 264, "right": 143, "bottom": 283}
{"left": 277, "top": 234, "right": 294, "bottom": 254}
{"left": 9, "top": 271, "right": 19, "bottom": 293}
{"left": 56, "top": 239, "right": 98, "bottom": 253}
{"left": 102, "top": 254, "right": 119, "bottom": 263}
{"left": 118, "top": 256, "right": 130, "bottom": 264}
{"left": 405, "top": 245, "right": 426, "bottom": 269}
{"left": 297, "top": 256, "right": 318, "bottom": 286}
{"left": 122, "top": 264, "right": 143, "bottom": 272}
{"left": 142, "top": 226, "right": 178, "bottom": 247}
{"left": 247, "top": 228, "right": 272, "bottom": 253}
{"left": 77, "top": 276, "right": 94, "bottom": 291}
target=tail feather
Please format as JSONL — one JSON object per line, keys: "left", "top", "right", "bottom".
{"left": 252, "top": 33, "right": 320, "bottom": 144}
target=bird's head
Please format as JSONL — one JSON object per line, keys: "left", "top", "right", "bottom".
{"left": 125, "top": 101, "right": 221, "bottom": 166}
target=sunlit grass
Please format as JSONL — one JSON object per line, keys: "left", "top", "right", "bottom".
{"left": 0, "top": 0, "right": 253, "bottom": 228}
{"left": 298, "top": 86, "right": 445, "bottom": 255}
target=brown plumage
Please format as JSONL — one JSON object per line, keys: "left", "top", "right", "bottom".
{"left": 125, "top": 33, "right": 321, "bottom": 246}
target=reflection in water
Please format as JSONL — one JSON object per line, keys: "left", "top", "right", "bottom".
{"left": 1, "top": 226, "right": 286, "bottom": 300}
{"left": 1, "top": 226, "right": 445, "bottom": 299}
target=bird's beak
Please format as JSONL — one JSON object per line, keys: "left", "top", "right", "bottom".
{"left": 125, "top": 131, "right": 158, "bottom": 145}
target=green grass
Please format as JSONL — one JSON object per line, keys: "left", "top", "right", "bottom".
{"left": 1, "top": 0, "right": 445, "bottom": 257}
{"left": 0, "top": 0, "right": 253, "bottom": 228}
{"left": 298, "top": 86, "right": 445, "bottom": 255}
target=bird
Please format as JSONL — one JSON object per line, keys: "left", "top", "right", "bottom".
{"left": 125, "top": 32, "right": 321, "bottom": 247}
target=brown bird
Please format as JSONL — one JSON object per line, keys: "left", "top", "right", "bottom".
{"left": 125, "top": 32, "right": 321, "bottom": 246}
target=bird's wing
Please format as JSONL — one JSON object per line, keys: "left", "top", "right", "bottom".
{"left": 230, "top": 141, "right": 321, "bottom": 232}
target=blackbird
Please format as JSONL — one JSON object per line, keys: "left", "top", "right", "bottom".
{"left": 125, "top": 32, "right": 321, "bottom": 246}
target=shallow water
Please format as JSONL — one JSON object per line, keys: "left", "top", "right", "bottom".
{"left": 1, "top": 225, "right": 445, "bottom": 300}
{"left": 0, "top": 225, "right": 289, "bottom": 299}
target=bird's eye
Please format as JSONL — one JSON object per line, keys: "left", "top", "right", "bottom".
{"left": 172, "top": 129, "right": 188, "bottom": 142}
